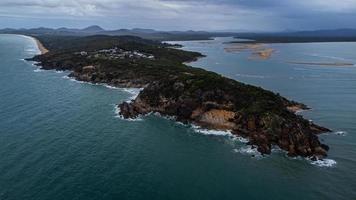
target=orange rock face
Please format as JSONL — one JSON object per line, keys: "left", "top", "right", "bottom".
{"left": 197, "top": 109, "right": 236, "bottom": 129}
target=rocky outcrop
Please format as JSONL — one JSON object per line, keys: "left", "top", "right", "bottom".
{"left": 119, "top": 79, "right": 331, "bottom": 159}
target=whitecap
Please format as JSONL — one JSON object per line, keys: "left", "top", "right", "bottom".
{"left": 62, "top": 75, "right": 71, "bottom": 79}
{"left": 69, "top": 78, "right": 84, "bottom": 83}
{"left": 191, "top": 125, "right": 233, "bottom": 136}
{"left": 153, "top": 112, "right": 177, "bottom": 121}
{"left": 333, "top": 131, "right": 347, "bottom": 136}
{"left": 122, "top": 88, "right": 144, "bottom": 101}
{"left": 309, "top": 158, "right": 337, "bottom": 167}
{"left": 175, "top": 121, "right": 188, "bottom": 127}
{"left": 25, "top": 48, "right": 38, "bottom": 53}
{"left": 60, "top": 75, "right": 143, "bottom": 100}
{"left": 231, "top": 136, "right": 249, "bottom": 143}
{"left": 233, "top": 146, "right": 263, "bottom": 158}
{"left": 103, "top": 84, "right": 119, "bottom": 90}
{"left": 30, "top": 61, "right": 40, "bottom": 66}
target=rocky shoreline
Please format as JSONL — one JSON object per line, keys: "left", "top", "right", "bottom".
{"left": 28, "top": 35, "right": 331, "bottom": 159}
{"left": 117, "top": 79, "right": 330, "bottom": 159}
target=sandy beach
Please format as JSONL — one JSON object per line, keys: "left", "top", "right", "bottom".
{"left": 32, "top": 37, "right": 49, "bottom": 54}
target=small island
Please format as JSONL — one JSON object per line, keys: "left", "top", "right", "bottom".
{"left": 28, "top": 35, "right": 331, "bottom": 159}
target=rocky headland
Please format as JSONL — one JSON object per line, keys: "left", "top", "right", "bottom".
{"left": 28, "top": 35, "right": 331, "bottom": 159}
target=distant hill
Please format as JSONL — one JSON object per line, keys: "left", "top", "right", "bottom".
{"left": 235, "top": 29, "right": 356, "bottom": 43}
{"left": 283, "top": 29, "right": 356, "bottom": 37}
{"left": 0, "top": 25, "right": 236, "bottom": 41}
{"left": 81, "top": 25, "right": 105, "bottom": 33}
{"left": 2, "top": 26, "right": 356, "bottom": 42}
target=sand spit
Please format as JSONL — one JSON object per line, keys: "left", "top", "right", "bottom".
{"left": 224, "top": 43, "right": 275, "bottom": 60}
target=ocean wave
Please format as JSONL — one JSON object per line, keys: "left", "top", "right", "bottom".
{"left": 333, "top": 131, "right": 348, "bottom": 136}
{"left": 103, "top": 85, "right": 119, "bottom": 90}
{"left": 191, "top": 125, "right": 233, "bottom": 136}
{"left": 153, "top": 112, "right": 177, "bottom": 121}
{"left": 232, "top": 136, "right": 249, "bottom": 143}
{"left": 25, "top": 48, "right": 38, "bottom": 53}
{"left": 233, "top": 146, "right": 263, "bottom": 158}
{"left": 191, "top": 124, "right": 250, "bottom": 145}
{"left": 31, "top": 61, "right": 40, "bottom": 66}
{"left": 122, "top": 88, "right": 143, "bottom": 100}
{"left": 309, "top": 158, "right": 337, "bottom": 167}
{"left": 61, "top": 75, "right": 143, "bottom": 95}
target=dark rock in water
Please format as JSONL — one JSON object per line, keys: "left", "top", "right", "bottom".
{"left": 311, "top": 156, "right": 318, "bottom": 161}
{"left": 119, "top": 102, "right": 140, "bottom": 119}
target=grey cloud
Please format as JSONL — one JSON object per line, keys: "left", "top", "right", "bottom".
{"left": 0, "top": 0, "right": 355, "bottom": 31}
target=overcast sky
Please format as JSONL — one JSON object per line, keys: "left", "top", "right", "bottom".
{"left": 1, "top": 0, "right": 356, "bottom": 31}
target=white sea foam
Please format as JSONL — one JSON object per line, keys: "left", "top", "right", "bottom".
{"left": 175, "top": 121, "right": 188, "bottom": 127}
{"left": 68, "top": 78, "right": 83, "bottom": 83}
{"left": 233, "top": 146, "right": 263, "bottom": 158}
{"left": 153, "top": 112, "right": 177, "bottom": 121}
{"left": 25, "top": 48, "right": 38, "bottom": 53}
{"left": 31, "top": 61, "right": 40, "bottom": 66}
{"left": 122, "top": 88, "right": 143, "bottom": 100}
{"left": 191, "top": 125, "right": 233, "bottom": 136}
{"left": 333, "top": 131, "right": 348, "bottom": 136}
{"left": 61, "top": 75, "right": 134, "bottom": 92}
{"left": 190, "top": 124, "right": 251, "bottom": 144}
{"left": 103, "top": 85, "right": 119, "bottom": 89}
{"left": 231, "top": 136, "right": 249, "bottom": 143}
{"left": 309, "top": 158, "right": 337, "bottom": 167}
{"left": 62, "top": 75, "right": 71, "bottom": 79}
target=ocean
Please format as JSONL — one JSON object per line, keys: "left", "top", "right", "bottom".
{"left": 0, "top": 35, "right": 355, "bottom": 199}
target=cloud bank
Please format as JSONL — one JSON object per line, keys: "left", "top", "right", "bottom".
{"left": 1, "top": 0, "right": 356, "bottom": 31}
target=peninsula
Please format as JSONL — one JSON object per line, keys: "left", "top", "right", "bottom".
{"left": 28, "top": 35, "right": 331, "bottom": 159}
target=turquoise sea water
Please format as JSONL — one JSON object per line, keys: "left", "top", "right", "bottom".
{"left": 0, "top": 35, "right": 355, "bottom": 200}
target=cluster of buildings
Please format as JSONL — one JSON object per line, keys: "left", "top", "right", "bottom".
{"left": 75, "top": 47, "right": 155, "bottom": 60}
